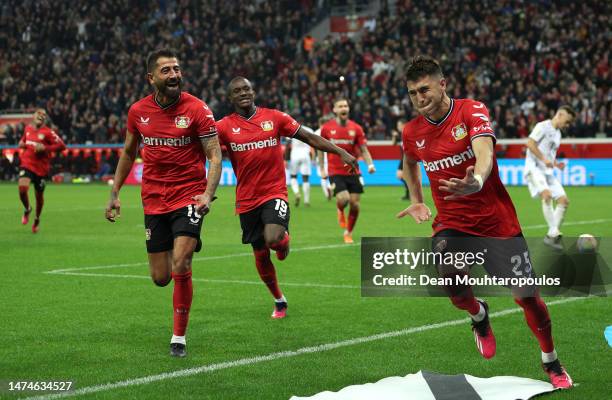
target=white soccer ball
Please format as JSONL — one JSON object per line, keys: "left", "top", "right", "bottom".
{"left": 576, "top": 234, "right": 597, "bottom": 253}
{"left": 107, "top": 179, "right": 114, "bottom": 186}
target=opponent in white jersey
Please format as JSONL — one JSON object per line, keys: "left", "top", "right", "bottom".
{"left": 288, "top": 133, "right": 313, "bottom": 206}
{"left": 524, "top": 106, "right": 575, "bottom": 248}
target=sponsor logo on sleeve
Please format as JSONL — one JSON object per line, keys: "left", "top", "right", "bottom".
{"left": 451, "top": 123, "right": 468, "bottom": 141}
{"left": 175, "top": 116, "right": 191, "bottom": 128}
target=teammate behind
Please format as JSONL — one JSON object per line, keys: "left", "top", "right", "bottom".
{"left": 320, "top": 99, "right": 376, "bottom": 244}
{"left": 105, "top": 49, "right": 222, "bottom": 357}
{"left": 398, "top": 56, "right": 572, "bottom": 389}
{"left": 18, "top": 108, "right": 66, "bottom": 233}
{"left": 217, "top": 77, "right": 357, "bottom": 318}
{"left": 524, "top": 106, "right": 575, "bottom": 249}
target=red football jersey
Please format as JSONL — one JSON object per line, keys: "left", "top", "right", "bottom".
{"left": 127, "top": 92, "right": 217, "bottom": 215}
{"left": 217, "top": 107, "right": 300, "bottom": 214}
{"left": 320, "top": 119, "right": 366, "bottom": 176}
{"left": 19, "top": 125, "right": 66, "bottom": 177}
{"left": 402, "top": 98, "right": 521, "bottom": 237}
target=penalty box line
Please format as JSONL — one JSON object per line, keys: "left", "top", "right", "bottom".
{"left": 20, "top": 295, "right": 601, "bottom": 400}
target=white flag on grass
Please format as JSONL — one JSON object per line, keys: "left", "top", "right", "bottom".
{"left": 290, "top": 370, "right": 557, "bottom": 400}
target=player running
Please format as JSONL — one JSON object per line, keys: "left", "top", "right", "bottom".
{"left": 17, "top": 108, "right": 66, "bottom": 233}
{"left": 524, "top": 106, "right": 575, "bottom": 250}
{"left": 320, "top": 99, "right": 376, "bottom": 244}
{"left": 105, "top": 49, "right": 222, "bottom": 358}
{"left": 217, "top": 77, "right": 357, "bottom": 319}
{"left": 398, "top": 56, "right": 572, "bottom": 389}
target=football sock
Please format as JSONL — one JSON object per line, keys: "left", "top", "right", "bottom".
{"left": 515, "top": 296, "right": 555, "bottom": 353}
{"left": 303, "top": 182, "right": 310, "bottom": 203}
{"left": 19, "top": 185, "right": 30, "bottom": 210}
{"left": 171, "top": 270, "right": 193, "bottom": 337}
{"left": 275, "top": 295, "right": 287, "bottom": 303}
{"left": 290, "top": 177, "right": 299, "bottom": 195}
{"left": 470, "top": 302, "right": 486, "bottom": 322}
{"left": 553, "top": 204, "right": 567, "bottom": 233}
{"left": 347, "top": 207, "right": 359, "bottom": 233}
{"left": 253, "top": 247, "right": 282, "bottom": 298}
{"left": 447, "top": 282, "right": 481, "bottom": 315}
{"left": 170, "top": 334, "right": 186, "bottom": 345}
{"left": 541, "top": 199, "right": 556, "bottom": 236}
{"left": 321, "top": 180, "right": 329, "bottom": 196}
{"left": 269, "top": 232, "right": 290, "bottom": 253}
{"left": 542, "top": 349, "right": 558, "bottom": 364}
{"left": 34, "top": 190, "right": 44, "bottom": 219}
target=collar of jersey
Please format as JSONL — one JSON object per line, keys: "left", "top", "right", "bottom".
{"left": 424, "top": 98, "right": 454, "bottom": 126}
{"left": 153, "top": 92, "right": 181, "bottom": 110}
{"left": 236, "top": 107, "right": 258, "bottom": 120}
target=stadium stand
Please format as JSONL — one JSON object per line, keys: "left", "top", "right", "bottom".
{"left": 0, "top": 0, "right": 610, "bottom": 177}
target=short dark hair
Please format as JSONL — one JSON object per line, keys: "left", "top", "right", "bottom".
{"left": 558, "top": 105, "right": 576, "bottom": 118}
{"left": 146, "top": 49, "right": 178, "bottom": 73}
{"left": 333, "top": 97, "right": 349, "bottom": 107}
{"left": 405, "top": 55, "right": 443, "bottom": 82}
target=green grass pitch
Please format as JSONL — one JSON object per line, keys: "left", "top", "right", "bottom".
{"left": 0, "top": 183, "right": 610, "bottom": 399}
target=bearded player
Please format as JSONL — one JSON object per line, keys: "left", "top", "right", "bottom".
{"left": 105, "top": 49, "right": 222, "bottom": 357}
{"left": 217, "top": 77, "right": 357, "bottom": 319}
{"left": 398, "top": 56, "right": 572, "bottom": 388}
{"left": 320, "top": 99, "right": 376, "bottom": 244}
{"left": 18, "top": 108, "right": 66, "bottom": 233}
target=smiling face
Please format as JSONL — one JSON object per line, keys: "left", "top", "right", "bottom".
{"left": 406, "top": 74, "right": 447, "bottom": 119}
{"left": 33, "top": 109, "right": 47, "bottom": 127}
{"left": 147, "top": 56, "right": 182, "bottom": 100}
{"left": 228, "top": 78, "right": 256, "bottom": 111}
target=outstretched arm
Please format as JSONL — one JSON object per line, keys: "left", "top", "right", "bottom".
{"left": 105, "top": 130, "right": 139, "bottom": 222}
{"left": 360, "top": 145, "right": 375, "bottom": 173}
{"left": 438, "top": 136, "right": 494, "bottom": 200}
{"left": 193, "top": 135, "right": 222, "bottom": 215}
{"left": 396, "top": 154, "right": 431, "bottom": 223}
{"left": 293, "top": 126, "right": 358, "bottom": 172}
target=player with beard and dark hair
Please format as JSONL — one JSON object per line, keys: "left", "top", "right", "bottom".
{"left": 18, "top": 108, "right": 66, "bottom": 233}
{"left": 216, "top": 77, "right": 357, "bottom": 319}
{"left": 320, "top": 98, "right": 376, "bottom": 244}
{"left": 105, "top": 49, "right": 222, "bottom": 358}
{"left": 398, "top": 55, "right": 572, "bottom": 388}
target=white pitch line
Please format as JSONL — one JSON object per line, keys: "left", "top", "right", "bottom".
{"left": 522, "top": 218, "right": 612, "bottom": 230}
{"left": 45, "top": 243, "right": 359, "bottom": 274}
{"left": 46, "top": 271, "right": 359, "bottom": 289}
{"left": 21, "top": 295, "right": 599, "bottom": 400}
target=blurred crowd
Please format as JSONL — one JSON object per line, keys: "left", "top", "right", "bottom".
{"left": 0, "top": 148, "right": 119, "bottom": 181}
{"left": 0, "top": 0, "right": 610, "bottom": 145}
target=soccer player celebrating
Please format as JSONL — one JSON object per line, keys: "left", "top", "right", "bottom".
{"left": 18, "top": 108, "right": 66, "bottom": 233}
{"left": 217, "top": 77, "right": 357, "bottom": 319}
{"left": 105, "top": 49, "right": 222, "bottom": 358}
{"left": 319, "top": 99, "right": 376, "bottom": 244}
{"left": 398, "top": 56, "right": 572, "bottom": 389}
{"left": 524, "top": 106, "right": 575, "bottom": 250}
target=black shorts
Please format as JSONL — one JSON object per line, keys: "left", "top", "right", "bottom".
{"left": 239, "top": 198, "right": 290, "bottom": 244}
{"left": 329, "top": 174, "right": 364, "bottom": 195}
{"left": 19, "top": 168, "right": 46, "bottom": 192}
{"left": 144, "top": 205, "right": 204, "bottom": 253}
{"left": 432, "top": 229, "right": 537, "bottom": 294}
